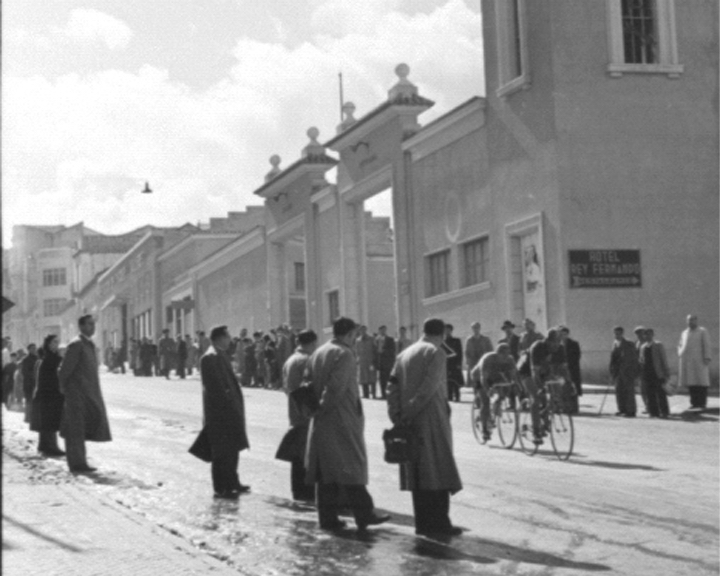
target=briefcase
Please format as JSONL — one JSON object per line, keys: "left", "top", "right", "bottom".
{"left": 275, "top": 422, "right": 309, "bottom": 462}
{"left": 290, "top": 385, "right": 319, "bottom": 414}
{"left": 382, "top": 425, "right": 412, "bottom": 464}
{"left": 188, "top": 428, "right": 213, "bottom": 462}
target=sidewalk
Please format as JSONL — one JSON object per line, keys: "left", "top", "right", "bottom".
{"left": 2, "top": 423, "right": 242, "bottom": 576}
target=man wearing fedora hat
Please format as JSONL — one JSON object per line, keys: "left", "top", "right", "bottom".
{"left": 499, "top": 321, "right": 520, "bottom": 362}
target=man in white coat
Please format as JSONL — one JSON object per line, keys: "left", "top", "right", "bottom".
{"left": 678, "top": 314, "right": 713, "bottom": 409}
{"left": 387, "top": 317, "right": 463, "bottom": 537}
{"left": 305, "top": 317, "right": 390, "bottom": 532}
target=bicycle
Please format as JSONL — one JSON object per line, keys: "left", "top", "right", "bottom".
{"left": 517, "top": 378, "right": 574, "bottom": 460}
{"left": 471, "top": 382, "right": 519, "bottom": 449}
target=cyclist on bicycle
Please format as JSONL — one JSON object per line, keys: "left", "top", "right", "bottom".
{"left": 470, "top": 343, "right": 521, "bottom": 442}
{"left": 525, "top": 328, "right": 574, "bottom": 445}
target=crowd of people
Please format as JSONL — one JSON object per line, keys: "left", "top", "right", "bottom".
{"left": 0, "top": 312, "right": 713, "bottom": 538}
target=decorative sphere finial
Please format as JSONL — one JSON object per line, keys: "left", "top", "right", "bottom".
{"left": 307, "top": 127, "right": 320, "bottom": 142}
{"left": 395, "top": 63, "right": 410, "bottom": 80}
{"left": 270, "top": 154, "right": 281, "bottom": 168}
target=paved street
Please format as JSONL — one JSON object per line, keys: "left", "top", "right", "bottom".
{"left": 3, "top": 371, "right": 719, "bottom": 576}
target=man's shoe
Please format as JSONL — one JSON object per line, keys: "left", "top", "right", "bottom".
{"left": 214, "top": 491, "right": 240, "bottom": 500}
{"left": 623, "top": 413, "right": 636, "bottom": 418}
{"left": 234, "top": 484, "right": 251, "bottom": 494}
{"left": 41, "top": 449, "right": 66, "bottom": 457}
{"left": 357, "top": 513, "right": 391, "bottom": 531}
{"left": 69, "top": 465, "right": 97, "bottom": 473}
{"left": 416, "top": 526, "right": 463, "bottom": 537}
{"left": 320, "top": 519, "right": 347, "bottom": 531}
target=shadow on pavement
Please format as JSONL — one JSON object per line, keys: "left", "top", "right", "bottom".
{"left": 268, "top": 496, "right": 610, "bottom": 573}
{"left": 450, "top": 534, "right": 611, "bottom": 571}
{"left": 558, "top": 459, "right": 663, "bottom": 471}
{"left": 3, "top": 514, "right": 83, "bottom": 552}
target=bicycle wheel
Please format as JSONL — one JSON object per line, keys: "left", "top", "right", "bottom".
{"left": 495, "top": 397, "right": 517, "bottom": 449}
{"left": 516, "top": 398, "right": 538, "bottom": 455}
{"left": 549, "top": 410, "right": 574, "bottom": 460}
{"left": 471, "top": 398, "right": 485, "bottom": 444}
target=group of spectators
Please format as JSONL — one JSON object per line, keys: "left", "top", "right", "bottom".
{"left": 1, "top": 316, "right": 111, "bottom": 472}
{"left": 610, "top": 314, "right": 713, "bottom": 418}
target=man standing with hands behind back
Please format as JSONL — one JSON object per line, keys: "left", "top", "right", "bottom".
{"left": 388, "top": 318, "right": 463, "bottom": 537}
{"left": 305, "top": 317, "right": 390, "bottom": 532}
{"left": 198, "top": 325, "right": 250, "bottom": 499}
{"left": 58, "top": 315, "right": 112, "bottom": 473}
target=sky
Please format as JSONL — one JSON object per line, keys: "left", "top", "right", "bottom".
{"left": 2, "top": 0, "right": 485, "bottom": 246}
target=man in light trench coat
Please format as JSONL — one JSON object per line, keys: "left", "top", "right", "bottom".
{"left": 387, "top": 317, "right": 463, "bottom": 537}
{"left": 304, "top": 317, "right": 391, "bottom": 531}
{"left": 58, "top": 315, "right": 112, "bottom": 472}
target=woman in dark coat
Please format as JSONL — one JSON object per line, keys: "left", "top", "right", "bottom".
{"left": 30, "top": 335, "right": 65, "bottom": 456}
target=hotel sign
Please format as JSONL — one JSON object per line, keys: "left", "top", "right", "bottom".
{"left": 568, "top": 250, "right": 642, "bottom": 288}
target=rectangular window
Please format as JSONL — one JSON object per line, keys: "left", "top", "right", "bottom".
{"left": 42, "top": 268, "right": 67, "bottom": 286}
{"left": 327, "top": 290, "right": 340, "bottom": 326}
{"left": 426, "top": 250, "right": 450, "bottom": 298}
{"left": 462, "top": 237, "right": 490, "bottom": 288}
{"left": 606, "top": 0, "right": 683, "bottom": 77}
{"left": 495, "top": 0, "right": 529, "bottom": 96}
{"left": 621, "top": 0, "right": 656, "bottom": 64}
{"left": 43, "top": 298, "right": 66, "bottom": 317}
{"left": 294, "top": 262, "right": 306, "bottom": 292}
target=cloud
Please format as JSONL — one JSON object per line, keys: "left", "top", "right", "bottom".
{"left": 63, "top": 8, "right": 133, "bottom": 51}
{"left": 2, "top": 0, "right": 482, "bottom": 245}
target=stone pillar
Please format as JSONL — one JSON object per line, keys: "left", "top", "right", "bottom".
{"left": 304, "top": 205, "right": 323, "bottom": 333}
{"left": 267, "top": 240, "right": 286, "bottom": 328}
{"left": 339, "top": 199, "right": 363, "bottom": 323}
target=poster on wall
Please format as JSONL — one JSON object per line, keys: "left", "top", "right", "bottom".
{"left": 521, "top": 232, "right": 547, "bottom": 333}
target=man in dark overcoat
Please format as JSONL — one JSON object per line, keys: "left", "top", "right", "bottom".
{"left": 609, "top": 326, "right": 639, "bottom": 417}
{"left": 305, "top": 317, "right": 390, "bottom": 531}
{"left": 444, "top": 324, "right": 464, "bottom": 402}
{"left": 58, "top": 315, "right": 112, "bottom": 472}
{"left": 388, "top": 318, "right": 463, "bottom": 537}
{"left": 373, "top": 325, "right": 396, "bottom": 400}
{"left": 176, "top": 334, "right": 188, "bottom": 379}
{"left": 199, "top": 325, "right": 250, "bottom": 499}
{"left": 20, "top": 343, "right": 38, "bottom": 421}
{"left": 559, "top": 326, "right": 582, "bottom": 414}
{"left": 158, "top": 329, "right": 176, "bottom": 379}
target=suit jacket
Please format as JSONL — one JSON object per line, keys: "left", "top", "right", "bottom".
{"left": 199, "top": 346, "right": 249, "bottom": 455}
{"left": 609, "top": 338, "right": 639, "bottom": 380}
{"left": 444, "top": 336, "right": 463, "bottom": 372}
{"left": 464, "top": 334, "right": 493, "bottom": 370}
{"left": 499, "top": 333, "right": 521, "bottom": 361}
{"left": 374, "top": 335, "right": 397, "bottom": 370}
{"left": 639, "top": 341, "right": 670, "bottom": 381}
{"left": 563, "top": 338, "right": 582, "bottom": 385}
{"left": 58, "top": 335, "right": 112, "bottom": 442}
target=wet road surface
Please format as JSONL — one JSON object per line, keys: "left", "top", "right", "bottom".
{"left": 6, "top": 372, "right": 719, "bottom": 575}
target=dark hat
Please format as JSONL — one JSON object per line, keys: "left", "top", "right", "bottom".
{"left": 209, "top": 326, "right": 229, "bottom": 341}
{"left": 501, "top": 320, "right": 515, "bottom": 330}
{"left": 423, "top": 318, "right": 445, "bottom": 336}
{"left": 333, "top": 317, "right": 357, "bottom": 337}
{"left": 297, "top": 330, "right": 318, "bottom": 346}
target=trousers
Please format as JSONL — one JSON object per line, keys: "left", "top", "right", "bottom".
{"left": 412, "top": 490, "right": 452, "bottom": 533}
{"left": 65, "top": 434, "right": 87, "bottom": 469}
{"left": 211, "top": 449, "right": 240, "bottom": 494}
